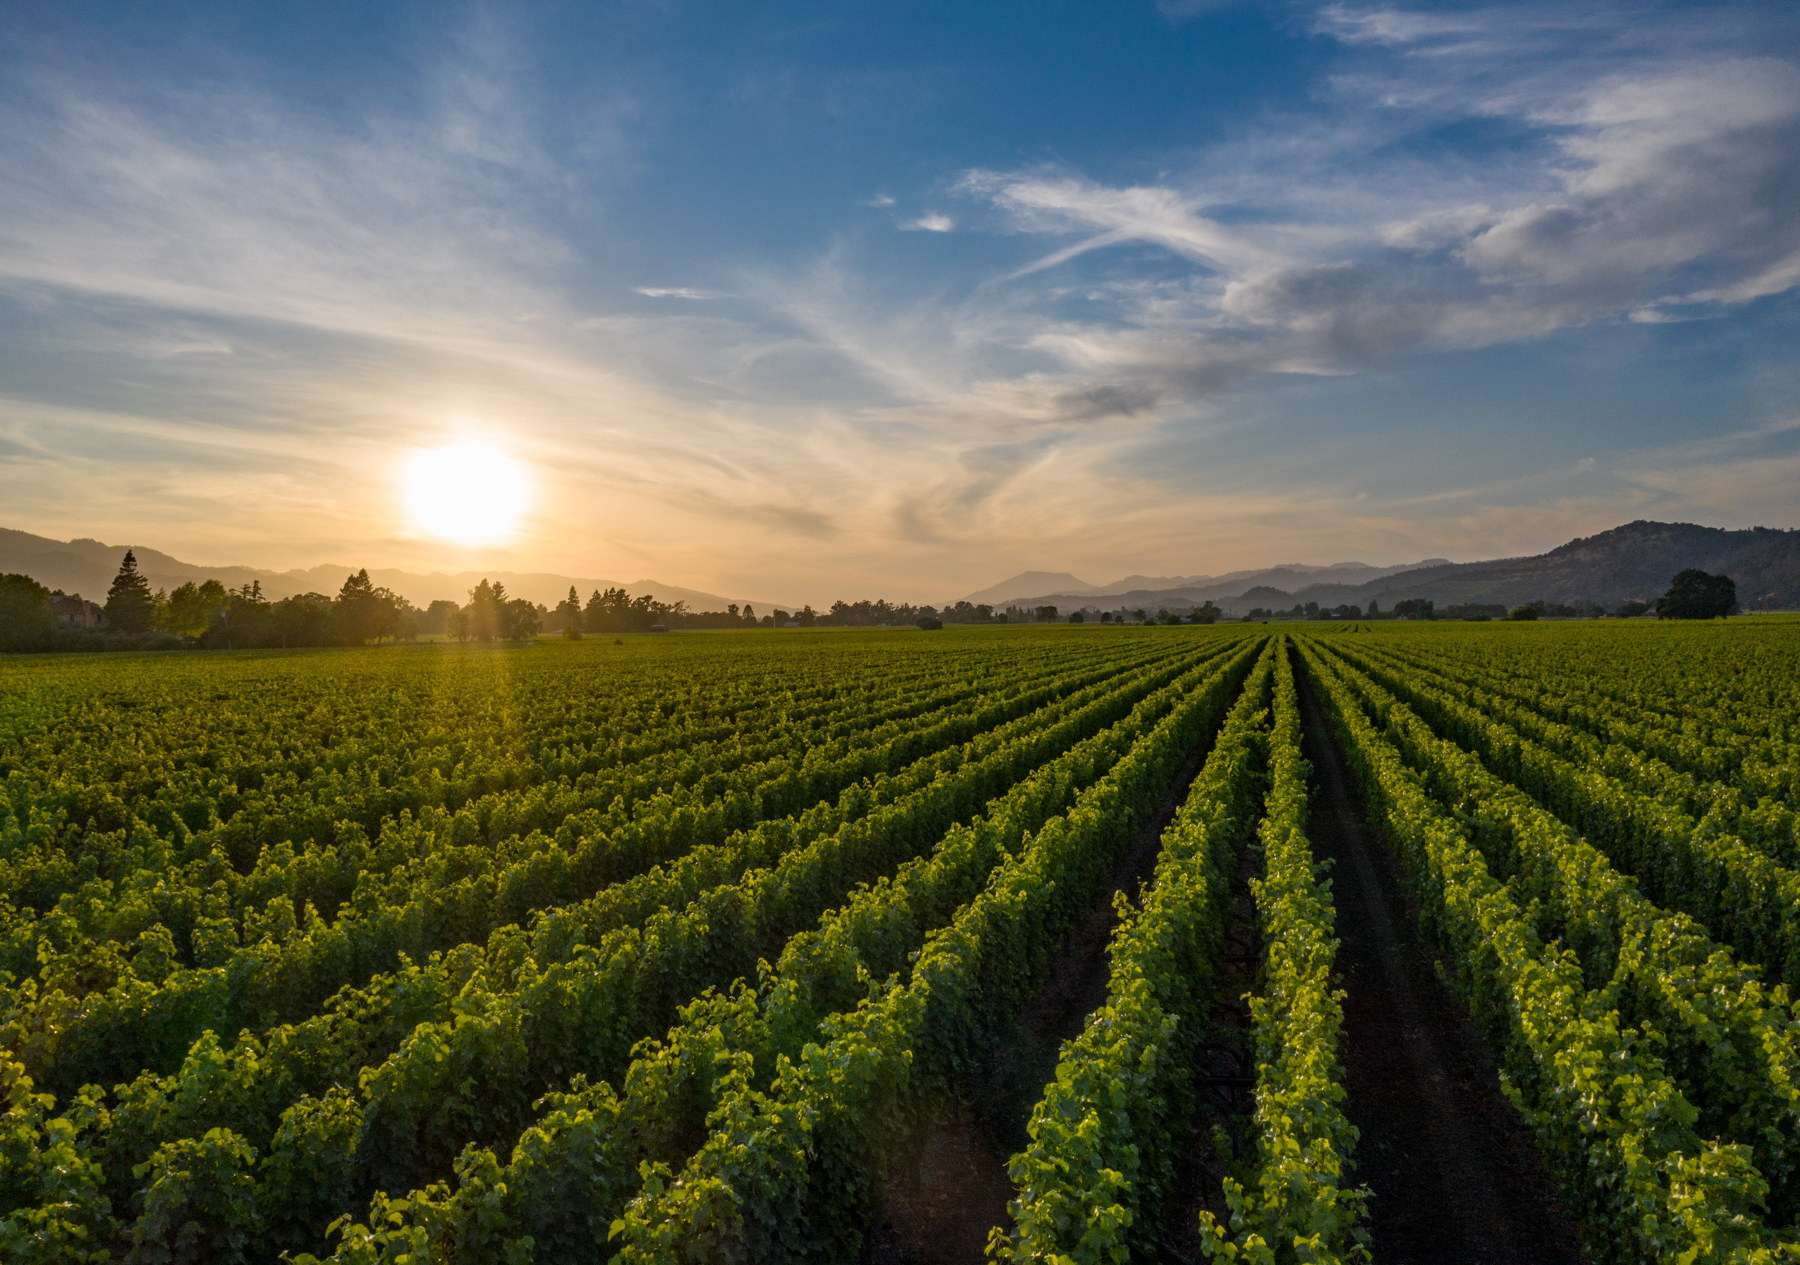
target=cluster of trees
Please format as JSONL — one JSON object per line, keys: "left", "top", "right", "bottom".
{"left": 443, "top": 579, "right": 544, "bottom": 642}
{"left": 149, "top": 564, "right": 419, "bottom": 648}
{"left": 1087, "top": 605, "right": 1218, "bottom": 625}
{"left": 1238, "top": 571, "right": 1739, "bottom": 624}
{"left": 1246, "top": 601, "right": 1369, "bottom": 621}
{"left": 8, "top": 555, "right": 1745, "bottom": 657}
{"left": 824, "top": 599, "right": 947, "bottom": 627}
{"left": 0, "top": 572, "right": 176, "bottom": 653}
{"left": 1656, "top": 569, "right": 1738, "bottom": 619}
{"left": 543, "top": 594, "right": 1015, "bottom": 633}
{"left": 1, "top": 553, "right": 558, "bottom": 653}
{"left": 994, "top": 603, "right": 1221, "bottom": 626}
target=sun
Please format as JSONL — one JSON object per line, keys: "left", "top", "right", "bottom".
{"left": 404, "top": 442, "right": 531, "bottom": 545}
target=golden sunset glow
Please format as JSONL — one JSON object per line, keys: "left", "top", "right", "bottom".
{"left": 404, "top": 442, "right": 530, "bottom": 545}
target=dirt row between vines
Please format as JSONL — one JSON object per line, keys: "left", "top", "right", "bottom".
{"left": 861, "top": 652, "right": 1587, "bottom": 1264}
{"left": 1295, "top": 660, "right": 1584, "bottom": 1264}
{"left": 863, "top": 679, "right": 1238, "bottom": 1265}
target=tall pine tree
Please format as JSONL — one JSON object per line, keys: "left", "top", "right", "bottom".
{"left": 557, "top": 585, "right": 583, "bottom": 639}
{"left": 104, "top": 550, "right": 156, "bottom": 633}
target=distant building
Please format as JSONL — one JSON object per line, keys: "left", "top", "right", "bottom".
{"left": 648, "top": 624, "right": 670, "bottom": 633}
{"left": 50, "top": 595, "right": 104, "bottom": 628}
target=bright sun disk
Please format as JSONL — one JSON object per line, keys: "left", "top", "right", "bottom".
{"left": 404, "top": 442, "right": 530, "bottom": 544}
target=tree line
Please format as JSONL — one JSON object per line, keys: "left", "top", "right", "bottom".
{"left": 1242, "top": 570, "right": 1740, "bottom": 623}
{"left": 1, "top": 553, "right": 1035, "bottom": 652}
{"left": 15, "top": 551, "right": 1732, "bottom": 653}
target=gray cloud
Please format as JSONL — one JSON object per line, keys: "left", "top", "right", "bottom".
{"left": 952, "top": 14, "right": 1800, "bottom": 404}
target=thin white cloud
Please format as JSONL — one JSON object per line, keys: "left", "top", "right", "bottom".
{"left": 963, "top": 172, "right": 1270, "bottom": 275}
{"left": 1685, "top": 249, "right": 1800, "bottom": 306}
{"left": 951, "top": 16, "right": 1800, "bottom": 395}
{"left": 901, "top": 212, "right": 954, "bottom": 232}
{"left": 1312, "top": 4, "right": 1502, "bottom": 49}
{"left": 635, "top": 287, "right": 730, "bottom": 299}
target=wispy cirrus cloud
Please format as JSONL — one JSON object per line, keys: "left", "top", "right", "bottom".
{"left": 635, "top": 287, "right": 732, "bottom": 299}
{"left": 901, "top": 212, "right": 955, "bottom": 231}
{"left": 944, "top": 9, "right": 1800, "bottom": 408}
{"left": 959, "top": 172, "right": 1271, "bottom": 277}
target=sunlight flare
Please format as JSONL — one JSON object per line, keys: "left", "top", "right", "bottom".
{"left": 404, "top": 442, "right": 530, "bottom": 544}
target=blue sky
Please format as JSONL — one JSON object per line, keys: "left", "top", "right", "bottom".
{"left": 1, "top": 0, "right": 1796, "bottom": 604}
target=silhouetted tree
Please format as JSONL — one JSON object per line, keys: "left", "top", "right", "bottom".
{"left": 466, "top": 580, "right": 504, "bottom": 642}
{"left": 336, "top": 570, "right": 379, "bottom": 642}
{"left": 555, "top": 586, "right": 583, "bottom": 639}
{"left": 268, "top": 592, "right": 333, "bottom": 648}
{"left": 333, "top": 570, "right": 409, "bottom": 644}
{"left": 105, "top": 550, "right": 157, "bottom": 633}
{"left": 420, "top": 600, "right": 460, "bottom": 635}
{"left": 1656, "top": 569, "right": 1737, "bottom": 619}
{"left": 0, "top": 573, "right": 52, "bottom": 650}
{"left": 221, "top": 581, "right": 269, "bottom": 648}
{"left": 159, "top": 580, "right": 228, "bottom": 639}
{"left": 501, "top": 598, "right": 543, "bottom": 640}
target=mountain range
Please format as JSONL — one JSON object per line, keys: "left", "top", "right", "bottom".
{"left": 966, "top": 521, "right": 1800, "bottom": 615}
{"left": 0, "top": 529, "right": 797, "bottom": 614}
{"left": 961, "top": 559, "right": 1450, "bottom": 607}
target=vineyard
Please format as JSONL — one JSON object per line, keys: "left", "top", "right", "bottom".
{"left": 2, "top": 619, "right": 1799, "bottom": 1263}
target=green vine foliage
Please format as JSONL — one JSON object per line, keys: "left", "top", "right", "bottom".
{"left": 994, "top": 639, "right": 1276, "bottom": 1264}
{"left": 126, "top": 1127, "right": 260, "bottom": 1265}
{"left": 1, "top": 1058, "right": 115, "bottom": 1263}
{"left": 1313, "top": 640, "right": 1800, "bottom": 1231}
{"left": 1198, "top": 639, "right": 1368, "bottom": 1264}
{"left": 4, "top": 632, "right": 1240, "bottom": 1260}
{"left": 1301, "top": 639, "right": 1799, "bottom": 1263}
{"left": 18, "top": 644, "right": 1162, "bottom": 1103}
{"left": 1331, "top": 636, "right": 1800, "bottom": 994}
{"left": 608, "top": 639, "right": 1267, "bottom": 1263}
{"left": 303, "top": 641, "right": 1259, "bottom": 1264}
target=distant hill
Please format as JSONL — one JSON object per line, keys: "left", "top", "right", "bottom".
{"left": 986, "top": 522, "right": 1799, "bottom": 615}
{"left": 1316, "top": 521, "right": 1800, "bottom": 614}
{"left": 960, "top": 571, "right": 1102, "bottom": 605}
{"left": 0, "top": 528, "right": 797, "bottom": 614}
{"left": 963, "top": 558, "right": 1448, "bottom": 607}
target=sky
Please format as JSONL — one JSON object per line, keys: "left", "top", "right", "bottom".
{"left": 1, "top": 0, "right": 1797, "bottom": 606}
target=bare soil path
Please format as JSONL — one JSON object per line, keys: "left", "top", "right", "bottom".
{"left": 1295, "top": 657, "right": 1586, "bottom": 1264}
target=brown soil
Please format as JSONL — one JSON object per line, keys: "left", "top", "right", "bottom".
{"left": 863, "top": 712, "right": 1232, "bottom": 1265}
{"left": 1295, "top": 658, "right": 1587, "bottom": 1264}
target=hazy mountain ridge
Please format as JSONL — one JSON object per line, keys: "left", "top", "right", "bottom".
{"left": 977, "top": 522, "right": 1799, "bottom": 614}
{"left": 966, "top": 558, "right": 1452, "bottom": 608}
{"left": 0, "top": 529, "right": 797, "bottom": 614}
